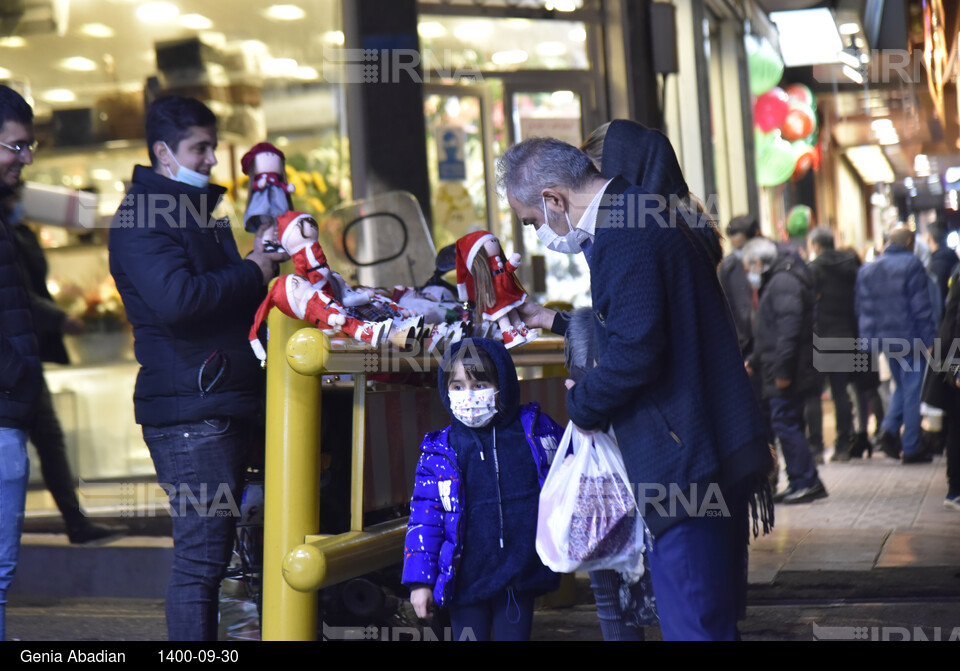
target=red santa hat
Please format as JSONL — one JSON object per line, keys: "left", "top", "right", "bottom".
{"left": 455, "top": 230, "right": 495, "bottom": 302}
{"left": 277, "top": 210, "right": 316, "bottom": 253}
{"left": 249, "top": 275, "right": 304, "bottom": 361}
{"left": 241, "top": 142, "right": 286, "bottom": 176}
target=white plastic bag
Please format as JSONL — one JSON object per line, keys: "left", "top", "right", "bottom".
{"left": 536, "top": 422, "right": 644, "bottom": 574}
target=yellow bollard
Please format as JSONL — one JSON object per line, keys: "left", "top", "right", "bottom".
{"left": 261, "top": 311, "right": 326, "bottom": 641}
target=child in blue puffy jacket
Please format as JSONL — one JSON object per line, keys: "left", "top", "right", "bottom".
{"left": 402, "top": 338, "right": 562, "bottom": 641}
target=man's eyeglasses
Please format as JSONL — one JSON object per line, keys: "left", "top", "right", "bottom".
{"left": 0, "top": 139, "right": 38, "bottom": 156}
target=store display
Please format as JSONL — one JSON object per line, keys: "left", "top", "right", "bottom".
{"left": 753, "top": 87, "right": 790, "bottom": 133}
{"left": 745, "top": 34, "right": 784, "bottom": 97}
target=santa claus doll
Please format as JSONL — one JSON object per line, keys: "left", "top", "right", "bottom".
{"left": 241, "top": 142, "right": 295, "bottom": 232}
{"left": 455, "top": 230, "right": 536, "bottom": 348}
{"left": 248, "top": 274, "right": 394, "bottom": 361}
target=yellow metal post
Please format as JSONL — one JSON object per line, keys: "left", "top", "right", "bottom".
{"left": 261, "top": 310, "right": 323, "bottom": 641}
{"left": 351, "top": 374, "right": 366, "bottom": 533}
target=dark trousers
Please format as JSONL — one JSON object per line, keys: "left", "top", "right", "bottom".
{"left": 645, "top": 487, "right": 749, "bottom": 640}
{"left": 769, "top": 394, "right": 820, "bottom": 490}
{"left": 805, "top": 372, "right": 855, "bottom": 449}
{"left": 448, "top": 589, "right": 535, "bottom": 641}
{"left": 142, "top": 418, "right": 250, "bottom": 641}
{"left": 943, "top": 386, "right": 960, "bottom": 496}
{"left": 30, "top": 378, "right": 84, "bottom": 527}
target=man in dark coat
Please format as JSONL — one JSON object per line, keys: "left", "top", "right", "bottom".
{"left": 109, "top": 96, "right": 286, "bottom": 640}
{"left": 856, "top": 227, "right": 938, "bottom": 462}
{"left": 805, "top": 226, "right": 861, "bottom": 461}
{"left": 743, "top": 237, "right": 827, "bottom": 504}
{"left": 0, "top": 83, "right": 42, "bottom": 642}
{"left": 8, "top": 205, "right": 127, "bottom": 543}
{"left": 719, "top": 214, "right": 760, "bottom": 356}
{"left": 500, "top": 137, "right": 774, "bottom": 641}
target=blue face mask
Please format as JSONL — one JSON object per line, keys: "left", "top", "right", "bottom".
{"left": 161, "top": 142, "right": 210, "bottom": 189}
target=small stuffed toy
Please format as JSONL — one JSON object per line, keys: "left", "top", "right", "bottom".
{"left": 248, "top": 274, "right": 394, "bottom": 361}
{"left": 241, "top": 142, "right": 295, "bottom": 233}
{"left": 455, "top": 231, "right": 536, "bottom": 348}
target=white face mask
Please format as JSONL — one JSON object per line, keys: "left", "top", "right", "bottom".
{"left": 538, "top": 196, "right": 582, "bottom": 255}
{"left": 448, "top": 388, "right": 498, "bottom": 428}
{"left": 161, "top": 142, "right": 211, "bottom": 189}
{"left": 747, "top": 270, "right": 762, "bottom": 289}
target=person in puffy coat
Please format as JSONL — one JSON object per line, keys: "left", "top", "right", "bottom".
{"left": 402, "top": 338, "right": 562, "bottom": 641}
{"left": 743, "top": 237, "right": 828, "bottom": 505}
{"left": 855, "top": 227, "right": 938, "bottom": 462}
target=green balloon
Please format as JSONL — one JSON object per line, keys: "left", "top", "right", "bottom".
{"left": 747, "top": 35, "right": 784, "bottom": 96}
{"left": 756, "top": 130, "right": 794, "bottom": 186}
{"left": 786, "top": 205, "right": 813, "bottom": 237}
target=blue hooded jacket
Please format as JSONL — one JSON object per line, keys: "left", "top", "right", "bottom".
{"left": 401, "top": 338, "right": 562, "bottom": 608}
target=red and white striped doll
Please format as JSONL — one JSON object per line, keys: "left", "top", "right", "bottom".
{"left": 454, "top": 231, "right": 536, "bottom": 349}
{"left": 248, "top": 274, "right": 391, "bottom": 361}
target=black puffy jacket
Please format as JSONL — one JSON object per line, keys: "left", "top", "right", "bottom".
{"left": 108, "top": 166, "right": 266, "bottom": 427}
{"left": 807, "top": 248, "right": 860, "bottom": 338}
{"left": 0, "top": 199, "right": 41, "bottom": 429}
{"left": 750, "top": 250, "right": 820, "bottom": 399}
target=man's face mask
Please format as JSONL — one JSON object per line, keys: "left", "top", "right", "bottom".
{"left": 538, "top": 196, "right": 583, "bottom": 255}
{"left": 161, "top": 142, "right": 210, "bottom": 189}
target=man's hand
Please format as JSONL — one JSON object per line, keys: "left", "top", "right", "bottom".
{"left": 247, "top": 249, "right": 289, "bottom": 286}
{"left": 410, "top": 586, "right": 434, "bottom": 619}
{"left": 517, "top": 302, "right": 557, "bottom": 331}
{"left": 775, "top": 378, "right": 792, "bottom": 390}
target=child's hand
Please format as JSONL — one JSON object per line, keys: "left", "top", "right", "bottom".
{"left": 410, "top": 587, "right": 434, "bottom": 619}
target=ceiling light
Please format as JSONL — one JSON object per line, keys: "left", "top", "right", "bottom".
{"left": 569, "top": 26, "right": 587, "bottom": 42}
{"left": 536, "top": 42, "right": 568, "bottom": 57}
{"left": 860, "top": 51, "right": 871, "bottom": 64}
{"left": 294, "top": 66, "right": 318, "bottom": 80}
{"left": 770, "top": 8, "right": 843, "bottom": 66}
{"left": 846, "top": 145, "right": 895, "bottom": 184}
{"left": 42, "top": 89, "right": 76, "bottom": 103}
{"left": 915, "top": 154, "right": 930, "bottom": 174}
{"left": 904, "top": 177, "right": 914, "bottom": 189}
{"left": 58, "top": 57, "right": 98, "bottom": 72}
{"left": 454, "top": 21, "right": 493, "bottom": 41}
{"left": 180, "top": 14, "right": 213, "bottom": 30}
{"left": 842, "top": 65, "right": 863, "bottom": 84}
{"left": 871, "top": 118, "right": 893, "bottom": 131}
{"left": 839, "top": 22, "right": 860, "bottom": 35}
{"left": 877, "top": 130, "right": 899, "bottom": 145}
{"left": 944, "top": 166, "right": 960, "bottom": 183}
{"left": 79, "top": 23, "right": 114, "bottom": 38}
{"left": 321, "top": 30, "right": 344, "bottom": 45}
{"left": 263, "top": 5, "right": 306, "bottom": 21}
{"left": 546, "top": 0, "right": 578, "bottom": 11}
{"left": 947, "top": 193, "right": 959, "bottom": 213}
{"left": 263, "top": 58, "right": 299, "bottom": 77}
{"left": 0, "top": 67, "right": 11, "bottom": 78}
{"left": 0, "top": 36, "right": 25, "bottom": 47}
{"left": 418, "top": 22, "right": 447, "bottom": 39}
{"left": 491, "top": 50, "right": 529, "bottom": 66}
{"left": 136, "top": 2, "right": 179, "bottom": 22}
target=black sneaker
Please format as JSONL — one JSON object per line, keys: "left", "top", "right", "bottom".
{"left": 782, "top": 481, "right": 828, "bottom": 504}
{"left": 901, "top": 449, "right": 933, "bottom": 464}
{"left": 875, "top": 429, "right": 902, "bottom": 459}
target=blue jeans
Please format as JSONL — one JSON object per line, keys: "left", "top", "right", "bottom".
{"left": 883, "top": 353, "right": 924, "bottom": 456}
{"left": 142, "top": 419, "right": 250, "bottom": 641}
{"left": 448, "top": 589, "right": 534, "bottom": 641}
{"left": 769, "top": 394, "right": 819, "bottom": 490}
{"left": 646, "top": 487, "right": 749, "bottom": 641}
{"left": 0, "top": 428, "right": 29, "bottom": 641}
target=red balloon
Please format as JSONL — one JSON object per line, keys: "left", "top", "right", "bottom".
{"left": 791, "top": 143, "right": 815, "bottom": 181}
{"left": 781, "top": 101, "right": 816, "bottom": 142}
{"left": 754, "top": 87, "right": 790, "bottom": 133}
{"left": 784, "top": 83, "right": 814, "bottom": 106}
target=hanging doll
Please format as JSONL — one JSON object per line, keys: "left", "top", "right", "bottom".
{"left": 248, "top": 274, "right": 394, "bottom": 361}
{"left": 455, "top": 230, "right": 536, "bottom": 349}
{"left": 240, "top": 142, "right": 295, "bottom": 233}
{"left": 267, "top": 210, "right": 423, "bottom": 336}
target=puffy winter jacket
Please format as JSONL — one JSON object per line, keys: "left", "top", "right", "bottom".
{"left": 401, "top": 338, "right": 563, "bottom": 608}
{"left": 750, "top": 249, "right": 820, "bottom": 399}
{"left": 807, "top": 248, "right": 860, "bottom": 338}
{"left": 855, "top": 245, "right": 937, "bottom": 348}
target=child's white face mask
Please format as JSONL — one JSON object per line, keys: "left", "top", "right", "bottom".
{"left": 448, "top": 388, "right": 498, "bottom": 427}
